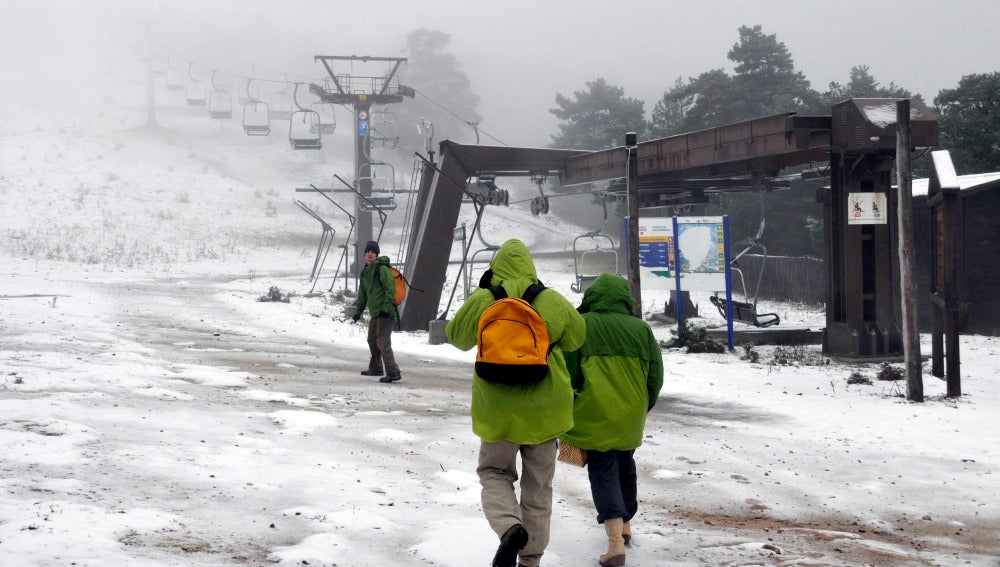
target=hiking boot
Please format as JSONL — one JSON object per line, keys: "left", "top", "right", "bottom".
{"left": 379, "top": 373, "right": 402, "bottom": 383}
{"left": 492, "top": 524, "right": 528, "bottom": 567}
{"left": 360, "top": 370, "right": 383, "bottom": 376}
{"left": 599, "top": 517, "right": 626, "bottom": 566}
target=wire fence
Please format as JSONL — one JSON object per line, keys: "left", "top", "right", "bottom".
{"left": 734, "top": 254, "right": 826, "bottom": 305}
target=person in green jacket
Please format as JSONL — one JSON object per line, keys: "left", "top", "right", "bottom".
{"left": 561, "top": 273, "right": 663, "bottom": 567}
{"left": 447, "top": 239, "right": 586, "bottom": 567}
{"left": 352, "top": 240, "right": 401, "bottom": 383}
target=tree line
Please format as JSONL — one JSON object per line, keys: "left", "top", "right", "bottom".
{"left": 547, "top": 25, "right": 1000, "bottom": 255}
{"left": 397, "top": 26, "right": 998, "bottom": 257}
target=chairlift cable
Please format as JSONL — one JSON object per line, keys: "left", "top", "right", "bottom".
{"left": 411, "top": 87, "right": 506, "bottom": 146}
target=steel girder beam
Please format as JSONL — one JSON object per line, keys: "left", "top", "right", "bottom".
{"left": 398, "top": 142, "right": 587, "bottom": 331}
{"left": 562, "top": 114, "right": 832, "bottom": 187}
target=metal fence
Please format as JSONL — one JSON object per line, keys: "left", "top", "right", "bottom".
{"left": 731, "top": 254, "right": 826, "bottom": 305}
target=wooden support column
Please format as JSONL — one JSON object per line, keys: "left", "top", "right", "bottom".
{"left": 896, "top": 100, "right": 923, "bottom": 402}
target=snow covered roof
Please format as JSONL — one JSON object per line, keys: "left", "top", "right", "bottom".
{"left": 911, "top": 171, "right": 1000, "bottom": 196}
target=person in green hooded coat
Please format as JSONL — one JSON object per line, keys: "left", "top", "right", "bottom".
{"left": 352, "top": 240, "right": 401, "bottom": 383}
{"left": 561, "top": 273, "right": 663, "bottom": 567}
{"left": 447, "top": 239, "right": 586, "bottom": 567}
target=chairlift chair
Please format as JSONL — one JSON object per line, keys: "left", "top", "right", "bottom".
{"left": 571, "top": 195, "right": 619, "bottom": 293}
{"left": 369, "top": 109, "right": 399, "bottom": 149}
{"left": 185, "top": 64, "right": 206, "bottom": 106}
{"left": 288, "top": 83, "right": 321, "bottom": 150}
{"left": 289, "top": 111, "right": 322, "bottom": 149}
{"left": 708, "top": 192, "right": 780, "bottom": 328}
{"left": 356, "top": 162, "right": 395, "bottom": 195}
{"left": 165, "top": 67, "right": 184, "bottom": 91}
{"left": 708, "top": 241, "right": 780, "bottom": 328}
{"left": 150, "top": 55, "right": 168, "bottom": 77}
{"left": 270, "top": 83, "right": 293, "bottom": 120}
{"left": 359, "top": 195, "right": 397, "bottom": 212}
{"left": 208, "top": 91, "right": 232, "bottom": 119}
{"left": 185, "top": 81, "right": 206, "bottom": 106}
{"left": 243, "top": 100, "right": 270, "bottom": 136}
{"left": 311, "top": 102, "right": 336, "bottom": 135}
{"left": 469, "top": 221, "right": 500, "bottom": 279}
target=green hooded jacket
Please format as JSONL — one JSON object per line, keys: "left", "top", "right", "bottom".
{"left": 355, "top": 255, "right": 396, "bottom": 319}
{"left": 561, "top": 273, "right": 663, "bottom": 452}
{"left": 446, "top": 239, "right": 587, "bottom": 445}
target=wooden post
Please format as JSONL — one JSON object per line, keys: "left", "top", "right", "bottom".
{"left": 625, "top": 132, "right": 642, "bottom": 316}
{"left": 928, "top": 150, "right": 962, "bottom": 396}
{"left": 896, "top": 100, "right": 923, "bottom": 402}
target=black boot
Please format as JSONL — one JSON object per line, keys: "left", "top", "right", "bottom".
{"left": 492, "top": 524, "right": 528, "bottom": 567}
{"left": 379, "top": 372, "right": 401, "bottom": 383}
{"left": 360, "top": 369, "right": 383, "bottom": 376}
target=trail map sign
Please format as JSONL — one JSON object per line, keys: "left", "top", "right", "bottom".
{"left": 675, "top": 216, "right": 727, "bottom": 291}
{"left": 634, "top": 215, "right": 735, "bottom": 349}
{"left": 637, "top": 218, "right": 676, "bottom": 290}
{"left": 636, "top": 216, "right": 727, "bottom": 291}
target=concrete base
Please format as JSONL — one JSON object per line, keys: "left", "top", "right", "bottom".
{"left": 665, "top": 290, "right": 698, "bottom": 318}
{"left": 343, "top": 305, "right": 358, "bottom": 319}
{"left": 705, "top": 326, "right": 824, "bottom": 346}
{"left": 428, "top": 319, "right": 449, "bottom": 345}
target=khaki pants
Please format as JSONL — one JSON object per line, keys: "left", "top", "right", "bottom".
{"left": 478, "top": 438, "right": 557, "bottom": 567}
{"left": 366, "top": 315, "right": 399, "bottom": 375}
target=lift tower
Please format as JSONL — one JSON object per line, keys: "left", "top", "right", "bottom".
{"left": 311, "top": 55, "right": 411, "bottom": 267}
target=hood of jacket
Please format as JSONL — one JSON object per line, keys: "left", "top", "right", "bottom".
{"left": 486, "top": 239, "right": 538, "bottom": 290}
{"left": 577, "top": 272, "right": 635, "bottom": 316}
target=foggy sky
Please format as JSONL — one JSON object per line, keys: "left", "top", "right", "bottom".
{"left": 3, "top": 0, "right": 999, "bottom": 147}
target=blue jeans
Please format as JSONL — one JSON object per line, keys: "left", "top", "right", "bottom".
{"left": 586, "top": 449, "right": 638, "bottom": 524}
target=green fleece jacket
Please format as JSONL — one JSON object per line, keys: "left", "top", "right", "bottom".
{"left": 446, "top": 239, "right": 587, "bottom": 445}
{"left": 561, "top": 273, "right": 663, "bottom": 452}
{"left": 355, "top": 255, "right": 396, "bottom": 319}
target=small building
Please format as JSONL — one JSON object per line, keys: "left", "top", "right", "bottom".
{"left": 914, "top": 172, "right": 1000, "bottom": 336}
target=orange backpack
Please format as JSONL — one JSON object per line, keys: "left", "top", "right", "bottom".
{"left": 475, "top": 284, "right": 551, "bottom": 385}
{"left": 388, "top": 266, "right": 406, "bottom": 306}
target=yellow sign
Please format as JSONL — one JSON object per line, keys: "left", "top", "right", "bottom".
{"left": 358, "top": 94, "right": 367, "bottom": 101}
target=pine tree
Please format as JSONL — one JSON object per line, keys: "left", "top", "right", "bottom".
{"left": 727, "top": 25, "right": 822, "bottom": 118}
{"left": 549, "top": 78, "right": 647, "bottom": 150}
{"left": 395, "top": 29, "right": 481, "bottom": 153}
{"left": 935, "top": 72, "right": 1000, "bottom": 174}
{"left": 824, "top": 65, "right": 912, "bottom": 104}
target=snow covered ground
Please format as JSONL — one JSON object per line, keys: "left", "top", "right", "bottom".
{"left": 1, "top": 63, "right": 998, "bottom": 566}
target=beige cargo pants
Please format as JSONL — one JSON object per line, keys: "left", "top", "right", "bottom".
{"left": 477, "top": 438, "right": 557, "bottom": 567}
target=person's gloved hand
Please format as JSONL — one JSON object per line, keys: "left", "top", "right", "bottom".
{"left": 352, "top": 312, "right": 361, "bottom": 323}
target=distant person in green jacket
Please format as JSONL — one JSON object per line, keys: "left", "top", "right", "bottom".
{"left": 352, "top": 240, "right": 401, "bottom": 383}
{"left": 561, "top": 273, "right": 663, "bottom": 567}
{"left": 446, "top": 239, "right": 586, "bottom": 567}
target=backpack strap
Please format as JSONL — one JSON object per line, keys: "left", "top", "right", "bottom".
{"left": 488, "top": 286, "right": 508, "bottom": 300}
{"left": 521, "top": 283, "right": 546, "bottom": 305}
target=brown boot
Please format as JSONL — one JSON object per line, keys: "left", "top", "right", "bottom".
{"left": 622, "top": 521, "right": 631, "bottom": 547}
{"left": 599, "top": 517, "right": 626, "bottom": 566}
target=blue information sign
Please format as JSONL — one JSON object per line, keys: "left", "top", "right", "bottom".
{"left": 358, "top": 119, "right": 369, "bottom": 136}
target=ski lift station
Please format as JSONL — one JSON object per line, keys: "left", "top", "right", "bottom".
{"left": 400, "top": 98, "right": 966, "bottom": 366}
